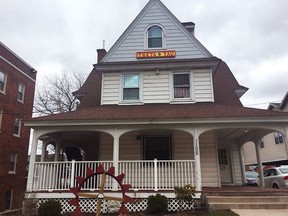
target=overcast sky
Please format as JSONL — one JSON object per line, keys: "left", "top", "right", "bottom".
{"left": 1, "top": 0, "right": 287, "bottom": 109}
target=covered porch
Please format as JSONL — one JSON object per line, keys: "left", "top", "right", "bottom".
{"left": 25, "top": 120, "right": 288, "bottom": 199}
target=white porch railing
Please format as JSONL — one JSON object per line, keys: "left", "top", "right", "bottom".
{"left": 32, "top": 160, "right": 195, "bottom": 192}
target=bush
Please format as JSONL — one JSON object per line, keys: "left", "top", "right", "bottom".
{"left": 38, "top": 200, "right": 62, "bottom": 216}
{"left": 146, "top": 194, "right": 168, "bottom": 214}
{"left": 174, "top": 184, "right": 196, "bottom": 209}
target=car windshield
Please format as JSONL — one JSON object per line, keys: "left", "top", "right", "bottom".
{"left": 279, "top": 168, "right": 288, "bottom": 174}
{"left": 246, "top": 172, "right": 258, "bottom": 178}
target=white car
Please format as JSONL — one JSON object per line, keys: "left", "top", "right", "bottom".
{"left": 263, "top": 167, "right": 288, "bottom": 189}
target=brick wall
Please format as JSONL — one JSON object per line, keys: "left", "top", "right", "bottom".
{"left": 0, "top": 44, "right": 36, "bottom": 212}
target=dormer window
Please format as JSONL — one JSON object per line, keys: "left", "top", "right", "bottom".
{"left": 147, "top": 25, "right": 163, "bottom": 49}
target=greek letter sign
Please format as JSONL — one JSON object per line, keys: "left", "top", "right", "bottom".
{"left": 136, "top": 50, "right": 176, "bottom": 59}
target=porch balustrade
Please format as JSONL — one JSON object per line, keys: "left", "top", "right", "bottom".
{"left": 31, "top": 160, "right": 195, "bottom": 192}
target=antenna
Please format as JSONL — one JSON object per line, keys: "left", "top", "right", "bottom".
{"left": 103, "top": 40, "right": 105, "bottom": 49}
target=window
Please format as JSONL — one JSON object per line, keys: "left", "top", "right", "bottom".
{"left": 143, "top": 134, "right": 172, "bottom": 160}
{"left": 17, "top": 83, "right": 25, "bottom": 102}
{"left": 5, "top": 190, "right": 13, "bottom": 210}
{"left": 173, "top": 73, "right": 191, "bottom": 99}
{"left": 13, "top": 117, "right": 21, "bottom": 136}
{"left": 218, "top": 149, "right": 228, "bottom": 165}
{"left": 147, "top": 26, "right": 163, "bottom": 48}
{"left": 260, "top": 140, "right": 264, "bottom": 148}
{"left": 8, "top": 152, "right": 17, "bottom": 173}
{"left": 274, "top": 132, "right": 283, "bottom": 144}
{"left": 123, "top": 74, "right": 140, "bottom": 101}
{"left": 0, "top": 71, "right": 7, "bottom": 93}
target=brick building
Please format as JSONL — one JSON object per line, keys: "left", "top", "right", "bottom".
{"left": 0, "top": 41, "right": 36, "bottom": 213}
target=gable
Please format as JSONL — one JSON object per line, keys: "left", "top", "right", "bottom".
{"left": 102, "top": 0, "right": 212, "bottom": 63}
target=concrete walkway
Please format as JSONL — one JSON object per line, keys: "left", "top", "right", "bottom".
{"left": 232, "top": 209, "right": 288, "bottom": 216}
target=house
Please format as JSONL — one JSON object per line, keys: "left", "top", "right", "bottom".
{"left": 243, "top": 92, "right": 288, "bottom": 168}
{"left": 0, "top": 41, "right": 37, "bottom": 213}
{"left": 24, "top": 0, "right": 288, "bottom": 213}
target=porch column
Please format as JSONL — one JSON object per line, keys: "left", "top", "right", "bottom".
{"left": 255, "top": 140, "right": 264, "bottom": 187}
{"left": 112, "top": 128, "right": 120, "bottom": 190}
{"left": 194, "top": 128, "right": 202, "bottom": 191}
{"left": 283, "top": 125, "right": 288, "bottom": 159}
{"left": 239, "top": 144, "right": 246, "bottom": 185}
{"left": 54, "top": 139, "right": 61, "bottom": 161}
{"left": 27, "top": 130, "right": 39, "bottom": 192}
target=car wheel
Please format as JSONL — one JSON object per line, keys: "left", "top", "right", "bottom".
{"left": 273, "top": 184, "right": 279, "bottom": 189}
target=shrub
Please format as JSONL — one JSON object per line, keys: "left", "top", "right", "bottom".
{"left": 146, "top": 194, "right": 168, "bottom": 214}
{"left": 174, "top": 184, "right": 196, "bottom": 209}
{"left": 38, "top": 200, "right": 62, "bottom": 216}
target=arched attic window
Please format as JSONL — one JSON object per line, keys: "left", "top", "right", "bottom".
{"left": 147, "top": 25, "right": 164, "bottom": 49}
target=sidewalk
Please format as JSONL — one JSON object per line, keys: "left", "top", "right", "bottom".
{"left": 232, "top": 209, "right": 288, "bottom": 216}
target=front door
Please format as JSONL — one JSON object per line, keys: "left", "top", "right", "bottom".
{"left": 218, "top": 148, "right": 233, "bottom": 184}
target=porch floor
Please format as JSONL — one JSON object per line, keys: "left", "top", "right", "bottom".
{"left": 202, "top": 186, "right": 288, "bottom": 196}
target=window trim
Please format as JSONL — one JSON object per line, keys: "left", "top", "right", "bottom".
{"left": 120, "top": 73, "right": 142, "bottom": 104}
{"left": 17, "top": 83, "right": 25, "bottom": 103}
{"left": 170, "top": 71, "right": 194, "bottom": 102}
{"left": 13, "top": 117, "right": 21, "bottom": 137}
{"left": 144, "top": 24, "right": 166, "bottom": 50}
{"left": 8, "top": 152, "right": 17, "bottom": 174}
{"left": 0, "top": 71, "right": 7, "bottom": 94}
{"left": 0, "top": 109, "right": 3, "bottom": 132}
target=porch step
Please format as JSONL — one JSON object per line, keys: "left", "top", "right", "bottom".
{"left": 206, "top": 196, "right": 288, "bottom": 209}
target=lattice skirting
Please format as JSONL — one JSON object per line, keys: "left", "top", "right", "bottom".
{"left": 37, "top": 198, "right": 194, "bottom": 214}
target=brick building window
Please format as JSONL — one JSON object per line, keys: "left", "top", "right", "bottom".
{"left": 13, "top": 117, "right": 21, "bottom": 137}
{"left": 5, "top": 190, "right": 13, "bottom": 210}
{"left": 274, "top": 132, "right": 283, "bottom": 144}
{"left": 0, "top": 71, "right": 7, "bottom": 93}
{"left": 17, "top": 83, "right": 25, "bottom": 103}
{"left": 8, "top": 152, "right": 17, "bottom": 173}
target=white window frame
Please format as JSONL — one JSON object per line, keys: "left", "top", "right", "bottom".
{"left": 144, "top": 24, "right": 166, "bottom": 50}
{"left": 0, "top": 71, "right": 7, "bottom": 94}
{"left": 17, "top": 83, "right": 25, "bottom": 103}
{"left": 8, "top": 152, "right": 17, "bottom": 174}
{"left": 13, "top": 117, "right": 21, "bottom": 137}
{"left": 0, "top": 109, "right": 3, "bottom": 132}
{"left": 170, "top": 71, "right": 194, "bottom": 102}
{"left": 120, "top": 73, "right": 142, "bottom": 104}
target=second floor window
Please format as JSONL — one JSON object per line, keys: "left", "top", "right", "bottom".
{"left": 9, "top": 152, "right": 17, "bottom": 173}
{"left": 17, "top": 83, "right": 25, "bottom": 102}
{"left": 13, "top": 117, "right": 21, "bottom": 136}
{"left": 173, "top": 73, "right": 191, "bottom": 99}
{"left": 148, "top": 26, "right": 163, "bottom": 48}
{"left": 274, "top": 132, "right": 283, "bottom": 144}
{"left": 123, "top": 74, "right": 140, "bottom": 101}
{"left": 5, "top": 190, "right": 13, "bottom": 210}
{"left": 0, "top": 71, "right": 7, "bottom": 93}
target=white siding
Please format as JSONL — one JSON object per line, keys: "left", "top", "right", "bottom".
{"left": 143, "top": 71, "right": 170, "bottom": 103}
{"left": 193, "top": 69, "right": 214, "bottom": 102}
{"left": 101, "top": 69, "right": 214, "bottom": 105}
{"left": 106, "top": 3, "right": 208, "bottom": 62}
{"left": 200, "top": 131, "right": 219, "bottom": 187}
{"left": 101, "top": 73, "right": 120, "bottom": 105}
{"left": 231, "top": 143, "right": 243, "bottom": 186}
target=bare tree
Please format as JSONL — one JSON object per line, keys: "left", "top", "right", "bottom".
{"left": 34, "top": 70, "right": 87, "bottom": 116}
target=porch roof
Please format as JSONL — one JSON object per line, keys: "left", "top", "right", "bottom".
{"left": 26, "top": 103, "right": 288, "bottom": 124}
